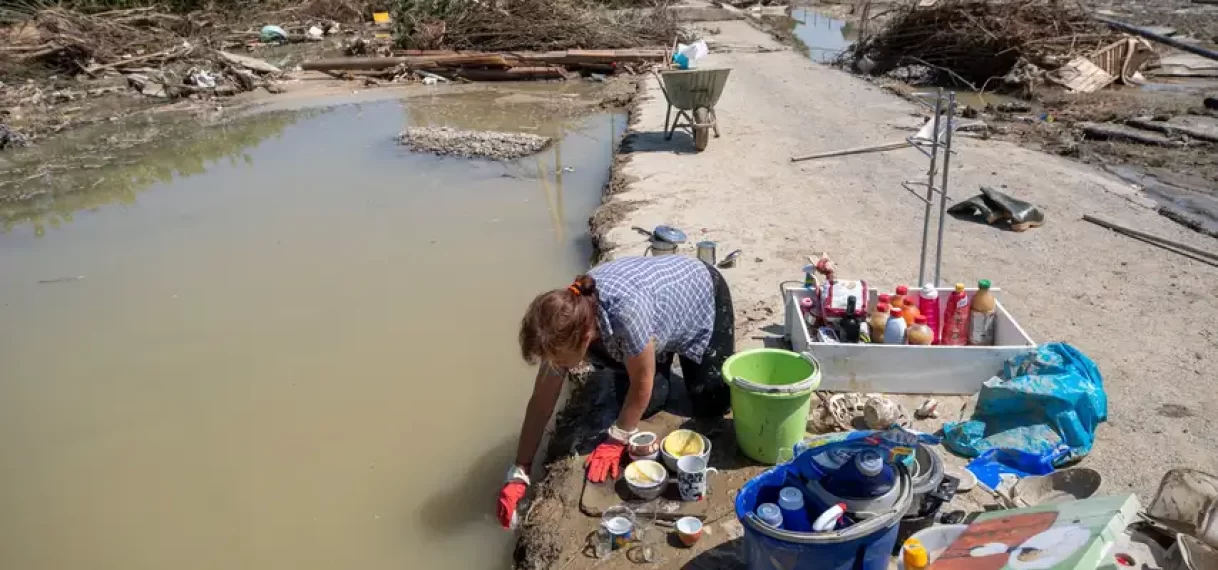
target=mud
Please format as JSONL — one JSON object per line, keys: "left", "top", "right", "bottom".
{"left": 397, "top": 126, "right": 552, "bottom": 159}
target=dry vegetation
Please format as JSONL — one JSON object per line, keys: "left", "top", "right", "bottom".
{"left": 853, "top": 0, "right": 1121, "bottom": 90}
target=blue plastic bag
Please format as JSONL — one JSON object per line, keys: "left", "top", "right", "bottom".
{"left": 965, "top": 447, "right": 1068, "bottom": 490}
{"left": 943, "top": 342, "right": 1106, "bottom": 467}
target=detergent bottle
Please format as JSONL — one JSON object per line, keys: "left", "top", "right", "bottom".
{"left": 917, "top": 284, "right": 941, "bottom": 344}
{"left": 884, "top": 307, "right": 907, "bottom": 345}
{"left": 940, "top": 283, "right": 970, "bottom": 346}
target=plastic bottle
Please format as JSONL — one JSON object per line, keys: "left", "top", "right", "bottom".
{"left": 917, "top": 284, "right": 941, "bottom": 344}
{"left": 902, "top": 295, "right": 920, "bottom": 326}
{"left": 868, "top": 303, "right": 890, "bottom": 344}
{"left": 839, "top": 296, "right": 861, "bottom": 343}
{"left": 756, "top": 503, "right": 784, "bottom": 529}
{"left": 812, "top": 503, "right": 847, "bottom": 532}
{"left": 903, "top": 538, "right": 930, "bottom": 570}
{"left": 821, "top": 450, "right": 895, "bottom": 497}
{"left": 777, "top": 487, "right": 812, "bottom": 532}
{"left": 877, "top": 293, "right": 891, "bottom": 308}
{"left": 800, "top": 296, "right": 815, "bottom": 328}
{"left": 940, "top": 283, "right": 970, "bottom": 346}
{"left": 906, "top": 316, "right": 934, "bottom": 346}
{"left": 969, "top": 279, "right": 997, "bottom": 346}
{"left": 894, "top": 285, "right": 909, "bottom": 306}
{"left": 884, "top": 307, "right": 907, "bottom": 345}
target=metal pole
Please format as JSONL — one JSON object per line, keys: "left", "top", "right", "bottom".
{"left": 933, "top": 92, "right": 955, "bottom": 286}
{"left": 916, "top": 89, "right": 943, "bottom": 286}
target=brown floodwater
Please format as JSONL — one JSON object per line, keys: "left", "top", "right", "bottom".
{"left": 0, "top": 87, "right": 624, "bottom": 570}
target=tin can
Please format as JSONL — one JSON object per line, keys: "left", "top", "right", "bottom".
{"left": 696, "top": 241, "right": 716, "bottom": 265}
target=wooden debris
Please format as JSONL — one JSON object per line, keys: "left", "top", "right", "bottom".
{"left": 791, "top": 141, "right": 910, "bottom": 162}
{"left": 1047, "top": 57, "right": 1115, "bottom": 93}
{"left": 1094, "top": 17, "right": 1218, "bottom": 63}
{"left": 447, "top": 67, "right": 567, "bottom": 81}
{"left": 1083, "top": 215, "right": 1218, "bottom": 265}
{"left": 1079, "top": 122, "right": 1179, "bottom": 146}
{"left": 1126, "top": 116, "right": 1218, "bottom": 144}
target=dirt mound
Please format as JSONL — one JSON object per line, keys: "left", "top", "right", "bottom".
{"left": 396, "top": 126, "right": 552, "bottom": 159}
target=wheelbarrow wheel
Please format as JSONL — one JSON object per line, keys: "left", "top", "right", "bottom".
{"left": 693, "top": 107, "right": 711, "bottom": 151}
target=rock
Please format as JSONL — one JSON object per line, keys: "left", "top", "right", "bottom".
{"left": 0, "top": 123, "right": 29, "bottom": 150}
{"left": 396, "top": 127, "right": 552, "bottom": 160}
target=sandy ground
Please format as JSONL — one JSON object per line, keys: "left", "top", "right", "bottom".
{"left": 520, "top": 16, "right": 1218, "bottom": 570}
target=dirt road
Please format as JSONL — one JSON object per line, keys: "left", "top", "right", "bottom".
{"left": 605, "top": 18, "right": 1218, "bottom": 493}
{"left": 520, "top": 15, "right": 1218, "bottom": 570}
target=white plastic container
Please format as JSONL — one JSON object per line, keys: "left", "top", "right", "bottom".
{"left": 896, "top": 524, "right": 967, "bottom": 570}
{"left": 784, "top": 285, "right": 1036, "bottom": 394}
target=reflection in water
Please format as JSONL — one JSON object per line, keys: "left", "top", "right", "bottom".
{"left": 789, "top": 9, "right": 855, "bottom": 64}
{"left": 0, "top": 96, "right": 625, "bottom": 570}
{"left": 0, "top": 111, "right": 303, "bottom": 236}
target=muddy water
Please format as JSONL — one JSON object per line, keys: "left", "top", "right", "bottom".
{"left": 0, "top": 88, "right": 624, "bottom": 570}
{"left": 790, "top": 8, "right": 856, "bottom": 63}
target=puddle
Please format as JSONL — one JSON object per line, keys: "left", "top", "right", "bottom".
{"left": 0, "top": 91, "right": 625, "bottom": 570}
{"left": 789, "top": 8, "right": 856, "bottom": 64}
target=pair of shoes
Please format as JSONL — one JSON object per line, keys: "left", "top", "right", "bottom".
{"left": 948, "top": 187, "right": 1045, "bottom": 232}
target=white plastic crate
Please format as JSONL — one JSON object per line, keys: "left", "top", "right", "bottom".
{"left": 783, "top": 285, "right": 1036, "bottom": 394}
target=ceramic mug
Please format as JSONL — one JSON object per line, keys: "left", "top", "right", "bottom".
{"left": 676, "top": 456, "right": 718, "bottom": 501}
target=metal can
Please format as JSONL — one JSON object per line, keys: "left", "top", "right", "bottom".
{"left": 696, "top": 241, "right": 717, "bottom": 265}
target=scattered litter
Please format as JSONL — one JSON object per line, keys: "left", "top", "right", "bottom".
{"left": 307, "top": 26, "right": 324, "bottom": 41}
{"left": 915, "top": 398, "right": 940, "bottom": 419}
{"left": 372, "top": 11, "right": 391, "bottom": 24}
{"left": 260, "top": 25, "right": 289, "bottom": 44}
{"left": 944, "top": 342, "right": 1106, "bottom": 466}
{"left": 948, "top": 187, "right": 1045, "bottom": 231}
{"left": 187, "top": 68, "right": 217, "bottom": 89}
{"left": 396, "top": 127, "right": 552, "bottom": 160}
{"left": 673, "top": 40, "right": 708, "bottom": 69}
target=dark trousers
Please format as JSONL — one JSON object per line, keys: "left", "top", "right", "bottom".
{"left": 587, "top": 264, "right": 735, "bottom": 420}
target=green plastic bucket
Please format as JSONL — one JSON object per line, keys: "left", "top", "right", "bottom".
{"left": 723, "top": 349, "right": 821, "bottom": 464}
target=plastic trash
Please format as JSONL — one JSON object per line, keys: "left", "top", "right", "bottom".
{"left": 260, "top": 25, "right": 289, "bottom": 44}
{"left": 673, "top": 40, "right": 708, "bottom": 70}
{"left": 307, "top": 26, "right": 324, "bottom": 40}
{"left": 965, "top": 447, "right": 1065, "bottom": 491}
{"left": 943, "top": 342, "right": 1106, "bottom": 466}
{"left": 187, "top": 68, "right": 216, "bottom": 89}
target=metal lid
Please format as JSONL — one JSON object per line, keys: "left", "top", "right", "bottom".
{"left": 652, "top": 225, "right": 686, "bottom": 244}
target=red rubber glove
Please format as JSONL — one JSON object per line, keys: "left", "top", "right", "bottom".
{"left": 585, "top": 440, "right": 627, "bottom": 483}
{"left": 497, "top": 481, "right": 528, "bottom": 529}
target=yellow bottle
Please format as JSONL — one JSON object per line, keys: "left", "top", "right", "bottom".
{"left": 903, "top": 538, "right": 929, "bottom": 570}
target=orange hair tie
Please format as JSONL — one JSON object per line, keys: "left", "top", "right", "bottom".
{"left": 567, "top": 285, "right": 581, "bottom": 296}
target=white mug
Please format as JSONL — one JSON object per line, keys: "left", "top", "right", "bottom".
{"left": 676, "top": 456, "right": 718, "bottom": 501}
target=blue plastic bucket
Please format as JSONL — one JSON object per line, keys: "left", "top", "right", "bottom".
{"left": 735, "top": 464, "right": 913, "bottom": 570}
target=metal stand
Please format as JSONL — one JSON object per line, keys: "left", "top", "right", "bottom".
{"left": 900, "top": 89, "right": 958, "bottom": 287}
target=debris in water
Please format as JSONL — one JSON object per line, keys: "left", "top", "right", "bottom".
{"left": 396, "top": 127, "right": 552, "bottom": 160}
{"left": 1, "top": 124, "right": 30, "bottom": 150}
{"left": 38, "top": 275, "right": 85, "bottom": 284}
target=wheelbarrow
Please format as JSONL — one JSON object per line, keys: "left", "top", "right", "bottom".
{"left": 656, "top": 68, "right": 732, "bottom": 152}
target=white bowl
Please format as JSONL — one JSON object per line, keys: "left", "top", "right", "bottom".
{"left": 624, "top": 460, "right": 668, "bottom": 501}
{"left": 660, "top": 431, "right": 712, "bottom": 473}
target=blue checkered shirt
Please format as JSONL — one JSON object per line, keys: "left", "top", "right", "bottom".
{"left": 588, "top": 256, "right": 715, "bottom": 363}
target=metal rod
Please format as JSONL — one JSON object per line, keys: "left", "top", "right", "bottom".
{"left": 933, "top": 92, "right": 956, "bottom": 286}
{"left": 917, "top": 89, "right": 943, "bottom": 286}
{"left": 901, "top": 181, "right": 935, "bottom": 204}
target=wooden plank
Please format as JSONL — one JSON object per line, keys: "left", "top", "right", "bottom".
{"left": 1126, "top": 116, "right": 1218, "bottom": 143}
{"left": 301, "top": 54, "right": 511, "bottom": 71}
{"left": 1082, "top": 215, "right": 1218, "bottom": 263}
{"left": 579, "top": 412, "right": 712, "bottom": 520}
{"left": 1079, "top": 122, "right": 1178, "bottom": 145}
{"left": 447, "top": 67, "right": 566, "bottom": 81}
